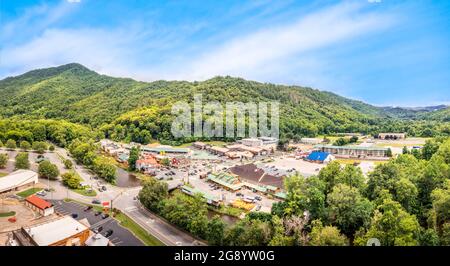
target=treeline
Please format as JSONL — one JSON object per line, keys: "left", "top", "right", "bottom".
{"left": 67, "top": 139, "right": 116, "bottom": 183}
{"left": 0, "top": 119, "right": 98, "bottom": 147}
{"left": 140, "top": 137, "right": 450, "bottom": 246}
{"left": 1, "top": 64, "right": 449, "bottom": 146}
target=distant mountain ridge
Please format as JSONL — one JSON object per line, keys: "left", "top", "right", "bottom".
{"left": 0, "top": 63, "right": 448, "bottom": 141}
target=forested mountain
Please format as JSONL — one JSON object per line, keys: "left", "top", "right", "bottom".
{"left": 0, "top": 63, "right": 448, "bottom": 144}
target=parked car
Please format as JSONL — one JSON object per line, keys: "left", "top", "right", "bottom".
{"left": 36, "top": 191, "right": 47, "bottom": 196}
{"left": 92, "top": 199, "right": 101, "bottom": 204}
{"left": 101, "top": 186, "right": 107, "bottom": 191}
{"left": 236, "top": 192, "right": 243, "bottom": 197}
{"left": 104, "top": 229, "right": 114, "bottom": 237}
{"left": 94, "top": 211, "right": 102, "bottom": 216}
{"left": 71, "top": 213, "right": 78, "bottom": 219}
{"left": 255, "top": 205, "right": 261, "bottom": 211}
{"left": 101, "top": 213, "right": 109, "bottom": 219}
{"left": 35, "top": 155, "right": 48, "bottom": 163}
{"left": 93, "top": 226, "right": 103, "bottom": 233}
{"left": 84, "top": 206, "right": 93, "bottom": 212}
{"left": 255, "top": 196, "right": 262, "bottom": 201}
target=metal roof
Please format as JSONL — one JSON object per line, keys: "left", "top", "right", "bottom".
{"left": 314, "top": 144, "right": 389, "bottom": 151}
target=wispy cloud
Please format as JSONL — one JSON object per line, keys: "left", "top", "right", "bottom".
{"left": 1, "top": 1, "right": 396, "bottom": 86}
{"left": 173, "top": 3, "right": 394, "bottom": 81}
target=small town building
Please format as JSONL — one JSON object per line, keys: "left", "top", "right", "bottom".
{"left": 240, "top": 138, "right": 263, "bottom": 147}
{"left": 193, "top": 142, "right": 210, "bottom": 150}
{"left": 314, "top": 144, "right": 389, "bottom": 158}
{"left": 300, "top": 138, "right": 323, "bottom": 145}
{"left": 226, "top": 144, "right": 266, "bottom": 155}
{"left": 258, "top": 137, "right": 279, "bottom": 146}
{"left": 135, "top": 155, "right": 160, "bottom": 172}
{"left": 208, "top": 146, "right": 230, "bottom": 156}
{"left": 225, "top": 151, "right": 254, "bottom": 159}
{"left": 180, "top": 185, "right": 221, "bottom": 206}
{"left": 14, "top": 216, "right": 90, "bottom": 246}
{"left": 0, "top": 170, "right": 38, "bottom": 194}
{"left": 306, "top": 151, "right": 334, "bottom": 164}
{"left": 378, "top": 133, "right": 407, "bottom": 140}
{"left": 85, "top": 233, "right": 111, "bottom": 246}
{"left": 229, "top": 163, "right": 285, "bottom": 190}
{"left": 206, "top": 173, "right": 243, "bottom": 191}
{"left": 25, "top": 195, "right": 54, "bottom": 217}
{"left": 141, "top": 146, "right": 191, "bottom": 156}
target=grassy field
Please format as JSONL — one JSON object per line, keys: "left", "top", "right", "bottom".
{"left": 0, "top": 211, "right": 16, "bottom": 217}
{"left": 209, "top": 205, "right": 244, "bottom": 218}
{"left": 16, "top": 187, "right": 42, "bottom": 198}
{"left": 114, "top": 212, "right": 164, "bottom": 246}
{"left": 71, "top": 188, "right": 97, "bottom": 197}
{"left": 0, "top": 172, "right": 8, "bottom": 177}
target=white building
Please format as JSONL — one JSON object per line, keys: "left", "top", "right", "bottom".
{"left": 0, "top": 170, "right": 38, "bottom": 194}
{"left": 300, "top": 138, "right": 323, "bottom": 145}
{"left": 19, "top": 216, "right": 90, "bottom": 246}
{"left": 240, "top": 138, "right": 263, "bottom": 147}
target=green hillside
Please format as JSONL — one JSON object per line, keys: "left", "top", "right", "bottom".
{"left": 0, "top": 63, "right": 448, "bottom": 144}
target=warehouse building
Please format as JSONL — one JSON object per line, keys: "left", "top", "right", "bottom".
{"left": 14, "top": 216, "right": 90, "bottom": 246}
{"left": 0, "top": 170, "right": 38, "bottom": 194}
{"left": 378, "top": 133, "right": 407, "bottom": 140}
{"left": 314, "top": 144, "right": 389, "bottom": 158}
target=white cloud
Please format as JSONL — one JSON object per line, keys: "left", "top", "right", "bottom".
{"left": 67, "top": 0, "right": 81, "bottom": 3}
{"left": 171, "top": 3, "right": 394, "bottom": 81}
{"left": 0, "top": 1, "right": 394, "bottom": 85}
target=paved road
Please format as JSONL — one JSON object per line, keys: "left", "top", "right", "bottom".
{"left": 50, "top": 200, "right": 144, "bottom": 246}
{"left": 2, "top": 146, "right": 206, "bottom": 246}
{"left": 48, "top": 146, "right": 203, "bottom": 246}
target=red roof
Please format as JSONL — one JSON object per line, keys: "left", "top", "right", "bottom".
{"left": 26, "top": 195, "right": 53, "bottom": 210}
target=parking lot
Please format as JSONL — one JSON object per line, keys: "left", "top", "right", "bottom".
{"left": 50, "top": 200, "right": 144, "bottom": 246}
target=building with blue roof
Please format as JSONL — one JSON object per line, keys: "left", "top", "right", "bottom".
{"left": 306, "top": 151, "right": 334, "bottom": 164}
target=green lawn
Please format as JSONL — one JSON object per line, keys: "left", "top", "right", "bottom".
{"left": 209, "top": 205, "right": 244, "bottom": 218}
{"left": 114, "top": 212, "right": 164, "bottom": 246}
{"left": 71, "top": 188, "right": 97, "bottom": 197}
{"left": 0, "top": 211, "right": 16, "bottom": 218}
{"left": 0, "top": 172, "right": 8, "bottom": 177}
{"left": 16, "top": 187, "right": 42, "bottom": 198}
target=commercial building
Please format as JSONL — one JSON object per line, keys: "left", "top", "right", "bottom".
{"left": 208, "top": 146, "right": 229, "bottom": 156}
{"left": 193, "top": 142, "right": 211, "bottom": 150}
{"left": 85, "top": 233, "right": 111, "bottom": 246}
{"left": 306, "top": 151, "right": 334, "bottom": 164}
{"left": 135, "top": 155, "right": 160, "bottom": 172}
{"left": 206, "top": 173, "right": 244, "bottom": 191}
{"left": 300, "top": 138, "right": 323, "bottom": 145}
{"left": 258, "top": 137, "right": 279, "bottom": 146}
{"left": 314, "top": 144, "right": 389, "bottom": 158}
{"left": 180, "top": 185, "right": 222, "bottom": 206}
{"left": 226, "top": 151, "right": 254, "bottom": 159}
{"left": 240, "top": 138, "right": 263, "bottom": 147}
{"left": 226, "top": 144, "right": 266, "bottom": 156}
{"left": 25, "top": 195, "right": 54, "bottom": 217}
{"left": 141, "top": 146, "right": 191, "bottom": 156}
{"left": 378, "top": 133, "right": 407, "bottom": 140}
{"left": 0, "top": 170, "right": 38, "bottom": 194}
{"left": 14, "top": 216, "right": 90, "bottom": 246}
{"left": 229, "top": 163, "right": 285, "bottom": 190}
{"left": 239, "top": 137, "right": 278, "bottom": 148}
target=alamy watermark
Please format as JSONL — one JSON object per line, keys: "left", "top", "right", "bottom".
{"left": 171, "top": 94, "right": 279, "bottom": 139}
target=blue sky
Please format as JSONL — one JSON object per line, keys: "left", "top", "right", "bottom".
{"left": 1, "top": 0, "right": 449, "bottom": 106}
